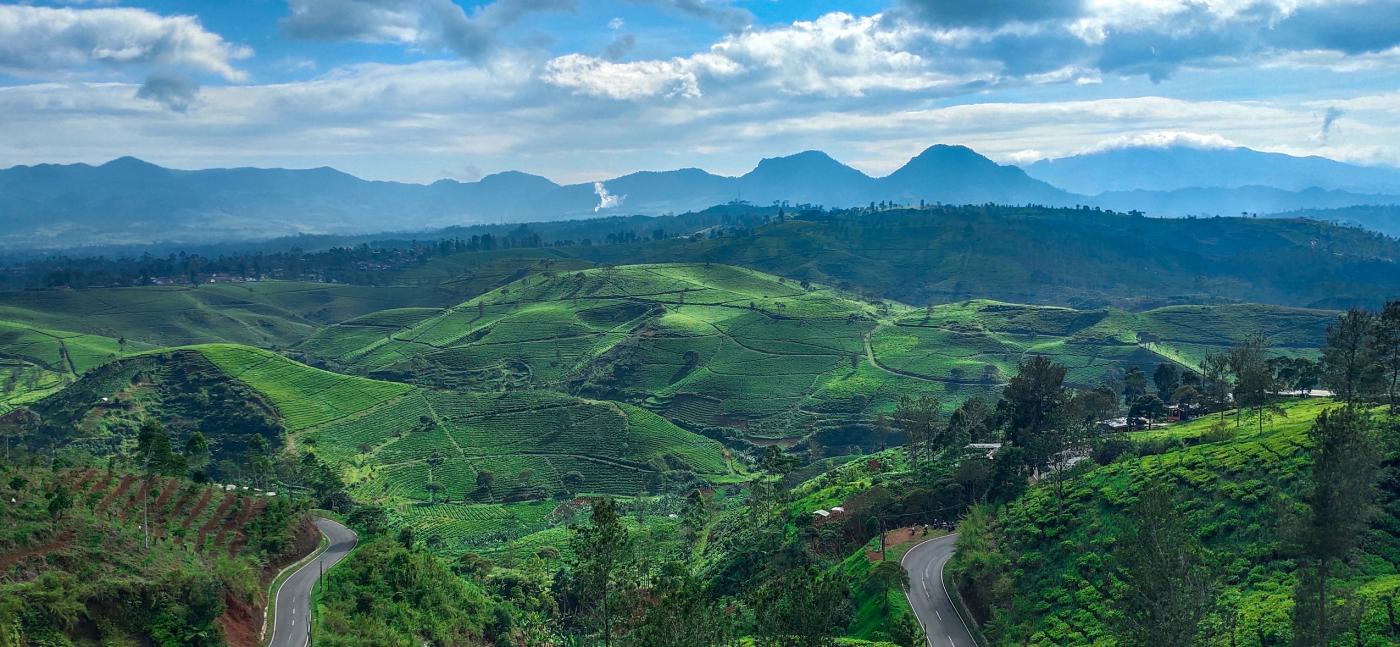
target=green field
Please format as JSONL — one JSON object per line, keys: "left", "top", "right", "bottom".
{"left": 0, "top": 281, "right": 455, "bottom": 348}
{"left": 28, "top": 342, "right": 738, "bottom": 548}
{"left": 298, "top": 264, "right": 1334, "bottom": 438}
{"left": 954, "top": 399, "right": 1400, "bottom": 646}
{"left": 0, "top": 319, "right": 150, "bottom": 412}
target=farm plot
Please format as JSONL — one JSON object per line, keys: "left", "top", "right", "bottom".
{"left": 195, "top": 344, "right": 412, "bottom": 430}
{"left": 295, "top": 264, "right": 1336, "bottom": 435}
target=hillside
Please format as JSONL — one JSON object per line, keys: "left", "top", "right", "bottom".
{"left": 296, "top": 264, "right": 1335, "bottom": 441}
{"left": 0, "top": 464, "right": 314, "bottom": 646}
{"left": 6, "top": 204, "right": 1398, "bottom": 311}
{"left": 0, "top": 281, "right": 456, "bottom": 348}
{"left": 18, "top": 344, "right": 735, "bottom": 550}
{"left": 0, "top": 319, "right": 148, "bottom": 413}
{"left": 1269, "top": 205, "right": 1400, "bottom": 238}
{"left": 544, "top": 206, "right": 1400, "bottom": 309}
{"left": 948, "top": 400, "right": 1400, "bottom": 645}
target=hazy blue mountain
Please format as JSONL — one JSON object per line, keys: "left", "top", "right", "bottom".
{"left": 885, "top": 144, "right": 1073, "bottom": 206}
{"left": 1025, "top": 144, "right": 1400, "bottom": 194}
{"left": 735, "top": 150, "right": 878, "bottom": 206}
{"left": 1092, "top": 185, "right": 1400, "bottom": 220}
{"left": 1266, "top": 205, "right": 1400, "bottom": 237}
{"left": 0, "top": 146, "right": 1075, "bottom": 247}
{"left": 3, "top": 144, "right": 1398, "bottom": 249}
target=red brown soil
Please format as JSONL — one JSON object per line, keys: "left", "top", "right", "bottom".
{"left": 87, "top": 471, "right": 113, "bottom": 498}
{"left": 196, "top": 493, "right": 236, "bottom": 547}
{"left": 865, "top": 526, "right": 942, "bottom": 563}
{"left": 148, "top": 478, "right": 180, "bottom": 539}
{"left": 96, "top": 474, "right": 134, "bottom": 513}
{"left": 218, "top": 590, "right": 259, "bottom": 647}
{"left": 70, "top": 468, "right": 97, "bottom": 492}
{"left": 218, "top": 516, "right": 320, "bottom": 647}
{"left": 119, "top": 477, "right": 154, "bottom": 521}
{"left": 0, "top": 530, "right": 74, "bottom": 570}
{"left": 177, "top": 488, "right": 214, "bottom": 543}
{"left": 224, "top": 499, "right": 268, "bottom": 557}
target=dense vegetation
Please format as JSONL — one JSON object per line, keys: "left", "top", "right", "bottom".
{"left": 297, "top": 264, "right": 1333, "bottom": 441}
{"left": 8, "top": 204, "right": 1398, "bottom": 309}
{"left": 0, "top": 458, "right": 312, "bottom": 646}
{"left": 3, "top": 205, "right": 1398, "bottom": 645}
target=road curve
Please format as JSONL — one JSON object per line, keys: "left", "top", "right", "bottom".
{"left": 901, "top": 533, "right": 978, "bottom": 647}
{"left": 268, "top": 517, "right": 358, "bottom": 647}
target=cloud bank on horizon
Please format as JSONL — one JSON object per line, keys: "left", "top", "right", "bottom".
{"left": 1, "top": 0, "right": 1399, "bottom": 183}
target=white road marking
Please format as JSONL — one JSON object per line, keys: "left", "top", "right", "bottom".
{"left": 947, "top": 634, "right": 956, "bottom": 646}
{"left": 935, "top": 609, "right": 942, "bottom": 621}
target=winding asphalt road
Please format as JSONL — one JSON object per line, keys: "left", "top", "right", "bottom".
{"left": 901, "top": 533, "right": 978, "bottom": 647}
{"left": 268, "top": 517, "right": 358, "bottom": 647}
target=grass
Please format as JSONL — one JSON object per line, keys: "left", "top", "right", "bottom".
{"left": 0, "top": 280, "right": 455, "bottom": 349}
{"left": 0, "top": 319, "right": 152, "bottom": 412}
{"left": 44, "top": 343, "right": 737, "bottom": 537}
{"left": 966, "top": 399, "right": 1400, "bottom": 646}
{"left": 298, "top": 265, "right": 1334, "bottom": 441}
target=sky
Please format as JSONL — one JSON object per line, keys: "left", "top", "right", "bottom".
{"left": 3, "top": 0, "right": 1400, "bottom": 184}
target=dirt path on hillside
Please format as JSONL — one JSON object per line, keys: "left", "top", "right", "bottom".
{"left": 0, "top": 530, "right": 74, "bottom": 570}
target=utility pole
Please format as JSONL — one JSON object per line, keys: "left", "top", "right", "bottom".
{"left": 143, "top": 455, "right": 150, "bottom": 550}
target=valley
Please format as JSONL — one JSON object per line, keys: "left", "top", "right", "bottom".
{"left": 9, "top": 1, "right": 1400, "bottom": 643}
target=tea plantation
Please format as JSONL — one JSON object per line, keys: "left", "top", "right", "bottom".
{"left": 950, "top": 399, "right": 1400, "bottom": 646}
{"left": 298, "top": 264, "right": 1334, "bottom": 438}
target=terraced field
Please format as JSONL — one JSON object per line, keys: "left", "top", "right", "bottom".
{"left": 0, "top": 280, "right": 454, "bottom": 348}
{"left": 962, "top": 399, "right": 1400, "bottom": 645}
{"left": 299, "top": 264, "right": 1336, "bottom": 438}
{"left": 44, "top": 467, "right": 279, "bottom": 556}
{"left": 24, "top": 342, "right": 736, "bottom": 552}
{"left": 0, "top": 319, "right": 148, "bottom": 412}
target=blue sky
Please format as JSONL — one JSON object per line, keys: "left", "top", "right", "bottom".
{"left": 3, "top": 0, "right": 1400, "bottom": 183}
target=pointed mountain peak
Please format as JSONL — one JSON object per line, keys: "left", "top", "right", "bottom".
{"left": 744, "top": 151, "right": 862, "bottom": 180}
{"left": 101, "top": 156, "right": 161, "bottom": 170}
{"left": 908, "top": 144, "right": 996, "bottom": 165}
{"left": 478, "top": 170, "right": 558, "bottom": 186}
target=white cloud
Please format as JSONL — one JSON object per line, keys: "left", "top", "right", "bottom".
{"left": 0, "top": 5, "right": 250, "bottom": 80}
{"left": 5, "top": 5, "right": 1400, "bottom": 180}
{"left": 543, "top": 12, "right": 977, "bottom": 100}
{"left": 543, "top": 52, "right": 736, "bottom": 99}
{"left": 1083, "top": 131, "right": 1240, "bottom": 153}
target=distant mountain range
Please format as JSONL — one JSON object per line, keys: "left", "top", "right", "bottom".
{"left": 2, "top": 143, "right": 1398, "bottom": 248}
{"left": 1024, "top": 144, "right": 1400, "bottom": 194}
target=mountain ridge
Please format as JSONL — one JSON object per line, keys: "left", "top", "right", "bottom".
{"left": 3, "top": 144, "right": 1399, "bottom": 248}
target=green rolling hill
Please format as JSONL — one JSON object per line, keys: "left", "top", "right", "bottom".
{"left": 949, "top": 399, "right": 1400, "bottom": 646}
{"left": 0, "top": 319, "right": 150, "bottom": 413}
{"left": 0, "top": 281, "right": 456, "bottom": 349}
{"left": 18, "top": 343, "right": 736, "bottom": 552}
{"left": 297, "top": 263, "right": 1336, "bottom": 439}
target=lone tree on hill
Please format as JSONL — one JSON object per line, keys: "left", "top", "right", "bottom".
{"left": 1111, "top": 483, "right": 1216, "bottom": 647}
{"left": 1378, "top": 299, "right": 1400, "bottom": 412}
{"left": 570, "top": 498, "right": 633, "bottom": 647}
{"left": 1002, "top": 355, "right": 1068, "bottom": 471}
{"left": 47, "top": 484, "right": 73, "bottom": 519}
{"left": 1229, "top": 335, "right": 1282, "bottom": 432}
{"left": 1321, "top": 308, "right": 1383, "bottom": 405}
{"left": 867, "top": 559, "right": 909, "bottom": 615}
{"left": 1122, "top": 366, "right": 1148, "bottom": 405}
{"left": 893, "top": 393, "right": 942, "bottom": 468}
{"left": 1153, "top": 362, "right": 1180, "bottom": 401}
{"left": 1292, "top": 406, "right": 1381, "bottom": 645}
{"left": 1128, "top": 395, "right": 1167, "bottom": 430}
